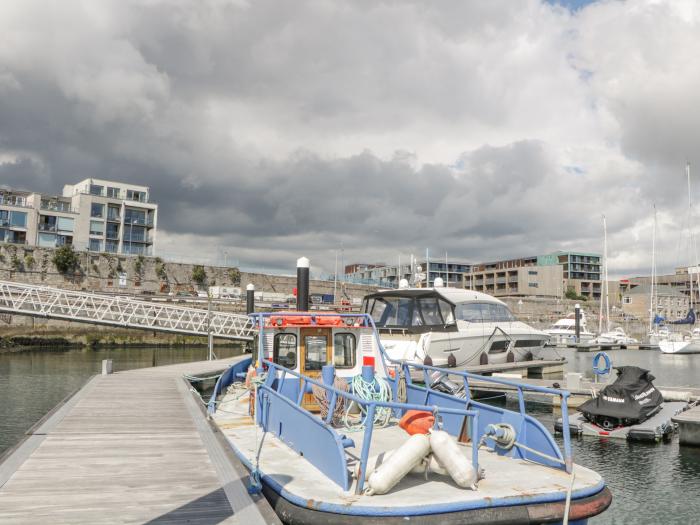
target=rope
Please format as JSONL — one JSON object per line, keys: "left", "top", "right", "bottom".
{"left": 563, "top": 469, "right": 577, "bottom": 525}
{"left": 343, "top": 375, "right": 392, "bottom": 432}
{"left": 183, "top": 372, "right": 223, "bottom": 382}
{"left": 397, "top": 368, "right": 407, "bottom": 404}
{"left": 312, "top": 377, "right": 349, "bottom": 425}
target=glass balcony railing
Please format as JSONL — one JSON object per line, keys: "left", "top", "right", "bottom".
{"left": 38, "top": 223, "right": 57, "bottom": 232}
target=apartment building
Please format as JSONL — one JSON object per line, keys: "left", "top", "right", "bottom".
{"left": 467, "top": 251, "right": 601, "bottom": 299}
{"left": 465, "top": 264, "right": 564, "bottom": 297}
{"left": 345, "top": 258, "right": 472, "bottom": 288}
{"left": 0, "top": 178, "right": 157, "bottom": 256}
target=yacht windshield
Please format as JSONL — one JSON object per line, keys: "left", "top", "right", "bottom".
{"left": 363, "top": 294, "right": 454, "bottom": 329}
{"left": 455, "top": 302, "right": 516, "bottom": 323}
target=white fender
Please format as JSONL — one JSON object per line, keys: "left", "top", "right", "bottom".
{"left": 365, "top": 434, "right": 430, "bottom": 495}
{"left": 429, "top": 430, "right": 478, "bottom": 490}
{"left": 356, "top": 450, "right": 395, "bottom": 481}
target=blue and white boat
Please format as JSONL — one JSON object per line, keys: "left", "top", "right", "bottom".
{"left": 208, "top": 312, "right": 611, "bottom": 524}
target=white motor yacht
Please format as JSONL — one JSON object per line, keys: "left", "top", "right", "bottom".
{"left": 361, "top": 283, "right": 549, "bottom": 368}
{"left": 593, "top": 326, "right": 639, "bottom": 346}
{"left": 545, "top": 312, "right": 595, "bottom": 345}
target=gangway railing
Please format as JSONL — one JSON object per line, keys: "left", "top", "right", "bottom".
{"left": 0, "top": 280, "right": 256, "bottom": 341}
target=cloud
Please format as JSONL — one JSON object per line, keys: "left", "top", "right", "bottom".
{"left": 0, "top": 0, "right": 697, "bottom": 279}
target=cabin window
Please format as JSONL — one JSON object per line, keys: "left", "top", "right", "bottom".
{"left": 455, "top": 303, "right": 483, "bottom": 322}
{"left": 418, "top": 297, "right": 442, "bottom": 325}
{"left": 273, "top": 333, "right": 297, "bottom": 369}
{"left": 304, "top": 335, "right": 328, "bottom": 371}
{"left": 455, "top": 303, "right": 515, "bottom": 323}
{"left": 333, "top": 333, "right": 356, "bottom": 369}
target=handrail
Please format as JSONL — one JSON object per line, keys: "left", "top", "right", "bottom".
{"left": 261, "top": 358, "right": 480, "bottom": 494}
{"left": 248, "top": 311, "right": 573, "bottom": 473}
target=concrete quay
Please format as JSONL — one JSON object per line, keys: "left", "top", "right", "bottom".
{"left": 672, "top": 405, "right": 700, "bottom": 446}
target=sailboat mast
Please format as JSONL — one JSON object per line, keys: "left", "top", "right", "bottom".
{"left": 604, "top": 215, "right": 610, "bottom": 332}
{"left": 649, "top": 206, "right": 656, "bottom": 332}
{"left": 687, "top": 162, "right": 697, "bottom": 309}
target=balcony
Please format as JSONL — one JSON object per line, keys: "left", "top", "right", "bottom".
{"left": 40, "top": 201, "right": 76, "bottom": 214}
{"left": 38, "top": 223, "right": 57, "bottom": 232}
{"left": 124, "top": 216, "right": 154, "bottom": 227}
{"left": 107, "top": 214, "right": 121, "bottom": 222}
{"left": 0, "top": 196, "right": 31, "bottom": 209}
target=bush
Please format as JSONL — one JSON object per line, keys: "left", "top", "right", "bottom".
{"left": 565, "top": 288, "right": 587, "bottom": 301}
{"left": 228, "top": 267, "right": 241, "bottom": 286}
{"left": 191, "top": 265, "right": 207, "bottom": 285}
{"left": 52, "top": 245, "right": 79, "bottom": 274}
{"left": 155, "top": 262, "right": 167, "bottom": 280}
{"left": 24, "top": 254, "right": 35, "bottom": 269}
{"left": 134, "top": 255, "right": 145, "bottom": 275}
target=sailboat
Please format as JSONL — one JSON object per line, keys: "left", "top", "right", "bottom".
{"left": 659, "top": 162, "right": 700, "bottom": 354}
{"left": 593, "top": 216, "right": 638, "bottom": 346}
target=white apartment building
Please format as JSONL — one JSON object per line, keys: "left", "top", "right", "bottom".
{"left": 0, "top": 178, "right": 158, "bottom": 256}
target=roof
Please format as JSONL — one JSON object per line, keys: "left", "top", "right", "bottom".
{"left": 625, "top": 284, "right": 687, "bottom": 297}
{"left": 364, "top": 287, "right": 506, "bottom": 306}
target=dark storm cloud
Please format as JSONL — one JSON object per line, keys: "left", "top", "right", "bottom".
{"left": 0, "top": 1, "right": 697, "bottom": 276}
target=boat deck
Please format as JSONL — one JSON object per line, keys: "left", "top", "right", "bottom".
{"left": 0, "top": 357, "right": 279, "bottom": 525}
{"left": 213, "top": 392, "right": 605, "bottom": 516}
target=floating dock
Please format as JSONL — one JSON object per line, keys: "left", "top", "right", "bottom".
{"left": 0, "top": 357, "right": 279, "bottom": 524}
{"left": 672, "top": 404, "right": 700, "bottom": 446}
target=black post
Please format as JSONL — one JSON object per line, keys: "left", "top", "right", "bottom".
{"left": 574, "top": 303, "right": 581, "bottom": 343}
{"left": 246, "top": 283, "right": 255, "bottom": 314}
{"left": 297, "top": 257, "right": 310, "bottom": 311}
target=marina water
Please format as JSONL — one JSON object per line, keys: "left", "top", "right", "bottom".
{"left": 2, "top": 345, "right": 700, "bottom": 524}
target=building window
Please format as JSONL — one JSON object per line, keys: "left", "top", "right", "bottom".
{"left": 126, "top": 189, "right": 146, "bottom": 202}
{"left": 88, "top": 239, "right": 102, "bottom": 252}
{"left": 623, "top": 296, "right": 632, "bottom": 304}
{"left": 89, "top": 184, "right": 104, "bottom": 196}
{"left": 38, "top": 232, "right": 56, "bottom": 248}
{"left": 124, "top": 209, "right": 146, "bottom": 225}
{"left": 107, "top": 205, "right": 121, "bottom": 221}
{"left": 0, "top": 210, "right": 8, "bottom": 226}
{"left": 89, "top": 220, "right": 105, "bottom": 236}
{"left": 106, "top": 187, "right": 120, "bottom": 198}
{"left": 57, "top": 217, "right": 74, "bottom": 232}
{"left": 528, "top": 270, "right": 538, "bottom": 275}
{"left": 105, "top": 240, "right": 118, "bottom": 253}
{"left": 9, "top": 211, "right": 27, "bottom": 228}
{"left": 106, "top": 223, "right": 120, "bottom": 239}
{"left": 528, "top": 282, "right": 538, "bottom": 288}
{"left": 90, "top": 203, "right": 104, "bottom": 218}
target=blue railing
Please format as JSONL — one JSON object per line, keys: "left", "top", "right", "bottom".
{"left": 209, "top": 311, "right": 575, "bottom": 493}
{"left": 258, "top": 359, "right": 480, "bottom": 494}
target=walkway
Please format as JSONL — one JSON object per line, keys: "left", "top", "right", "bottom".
{"left": 0, "top": 357, "right": 279, "bottom": 524}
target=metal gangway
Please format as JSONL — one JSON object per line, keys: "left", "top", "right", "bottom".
{"left": 0, "top": 280, "right": 256, "bottom": 341}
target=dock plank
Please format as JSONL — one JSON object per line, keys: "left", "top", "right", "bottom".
{"left": 0, "top": 357, "right": 279, "bottom": 524}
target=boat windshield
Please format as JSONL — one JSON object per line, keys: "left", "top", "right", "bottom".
{"left": 454, "top": 302, "right": 516, "bottom": 323}
{"left": 363, "top": 294, "right": 454, "bottom": 329}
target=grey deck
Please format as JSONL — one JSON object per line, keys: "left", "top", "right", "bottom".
{"left": 0, "top": 357, "right": 280, "bottom": 525}
{"left": 672, "top": 404, "right": 700, "bottom": 446}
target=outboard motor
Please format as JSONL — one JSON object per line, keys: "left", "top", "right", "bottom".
{"left": 578, "top": 366, "right": 664, "bottom": 429}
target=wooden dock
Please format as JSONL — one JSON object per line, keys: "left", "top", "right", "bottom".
{"left": 0, "top": 357, "right": 280, "bottom": 524}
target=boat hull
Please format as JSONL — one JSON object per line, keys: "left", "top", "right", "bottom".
{"left": 659, "top": 341, "right": 700, "bottom": 354}
{"left": 263, "top": 482, "right": 612, "bottom": 525}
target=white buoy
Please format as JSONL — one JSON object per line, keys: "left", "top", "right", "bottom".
{"left": 433, "top": 277, "right": 444, "bottom": 288}
{"left": 399, "top": 278, "right": 409, "bottom": 289}
{"left": 429, "top": 430, "right": 478, "bottom": 490}
{"left": 365, "top": 434, "right": 430, "bottom": 495}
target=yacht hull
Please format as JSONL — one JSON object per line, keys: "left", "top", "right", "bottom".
{"left": 659, "top": 341, "right": 700, "bottom": 354}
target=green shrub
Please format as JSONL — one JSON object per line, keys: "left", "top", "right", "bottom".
{"left": 24, "top": 254, "right": 35, "bottom": 269}
{"left": 52, "top": 245, "right": 79, "bottom": 274}
{"left": 191, "top": 265, "right": 207, "bottom": 285}
{"left": 228, "top": 267, "right": 241, "bottom": 286}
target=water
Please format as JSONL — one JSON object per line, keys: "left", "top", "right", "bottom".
{"left": 0, "top": 345, "right": 244, "bottom": 456}
{"left": 1, "top": 345, "right": 699, "bottom": 524}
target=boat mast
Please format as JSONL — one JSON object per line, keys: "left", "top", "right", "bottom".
{"left": 649, "top": 205, "right": 657, "bottom": 332}
{"left": 687, "top": 162, "right": 697, "bottom": 310}
{"left": 604, "top": 216, "right": 610, "bottom": 332}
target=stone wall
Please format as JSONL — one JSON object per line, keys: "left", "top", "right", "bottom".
{"left": 0, "top": 243, "right": 377, "bottom": 301}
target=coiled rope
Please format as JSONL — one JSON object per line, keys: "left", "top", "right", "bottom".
{"left": 343, "top": 375, "right": 392, "bottom": 432}
{"left": 312, "top": 377, "right": 349, "bottom": 425}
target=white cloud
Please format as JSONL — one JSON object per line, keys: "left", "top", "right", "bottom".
{"left": 0, "top": 0, "right": 698, "bottom": 277}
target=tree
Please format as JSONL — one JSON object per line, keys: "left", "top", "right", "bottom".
{"left": 228, "top": 267, "right": 241, "bottom": 286}
{"left": 52, "top": 245, "right": 79, "bottom": 274}
{"left": 191, "top": 265, "right": 207, "bottom": 285}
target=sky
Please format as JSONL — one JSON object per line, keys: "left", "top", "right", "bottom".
{"left": 2, "top": 0, "right": 700, "bottom": 279}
